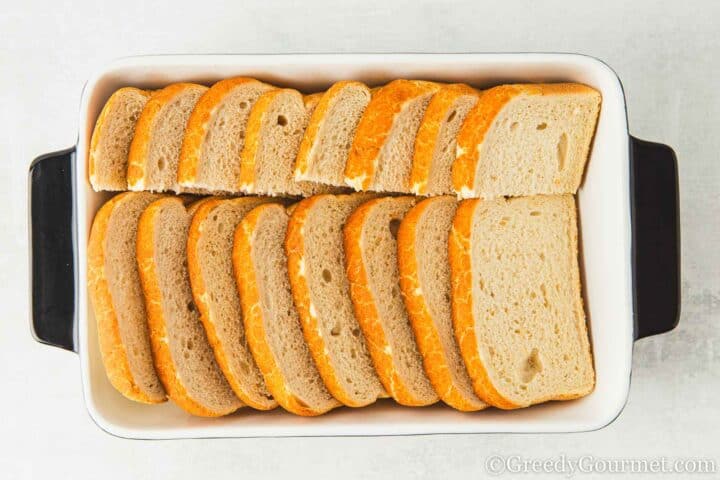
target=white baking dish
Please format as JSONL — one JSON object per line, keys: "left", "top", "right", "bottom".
{"left": 28, "top": 54, "right": 680, "bottom": 438}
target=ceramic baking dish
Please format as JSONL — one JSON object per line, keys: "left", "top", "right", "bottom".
{"left": 28, "top": 54, "right": 680, "bottom": 438}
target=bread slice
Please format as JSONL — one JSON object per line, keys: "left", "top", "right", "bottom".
{"left": 410, "top": 84, "right": 480, "bottom": 196}
{"left": 187, "top": 197, "right": 277, "bottom": 410}
{"left": 295, "top": 81, "right": 372, "bottom": 187}
{"left": 136, "top": 197, "right": 243, "bottom": 416}
{"left": 397, "top": 196, "right": 487, "bottom": 411}
{"left": 89, "top": 88, "right": 151, "bottom": 191}
{"left": 88, "top": 191, "right": 166, "bottom": 404}
{"left": 177, "top": 77, "right": 275, "bottom": 193}
{"left": 233, "top": 203, "right": 340, "bottom": 415}
{"left": 453, "top": 83, "right": 601, "bottom": 199}
{"left": 127, "top": 83, "right": 208, "bottom": 193}
{"left": 239, "top": 89, "right": 328, "bottom": 196}
{"left": 448, "top": 194, "right": 594, "bottom": 409}
{"left": 286, "top": 193, "right": 385, "bottom": 407}
{"left": 344, "top": 196, "right": 438, "bottom": 406}
{"left": 344, "top": 80, "right": 440, "bottom": 193}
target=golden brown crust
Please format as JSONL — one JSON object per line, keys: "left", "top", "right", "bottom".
{"left": 88, "top": 192, "right": 166, "bottom": 404}
{"left": 136, "top": 196, "right": 238, "bottom": 417}
{"left": 89, "top": 88, "right": 151, "bottom": 190}
{"left": 448, "top": 199, "right": 516, "bottom": 408}
{"left": 397, "top": 197, "right": 487, "bottom": 411}
{"left": 410, "top": 84, "right": 479, "bottom": 196}
{"left": 233, "top": 203, "right": 337, "bottom": 416}
{"left": 186, "top": 197, "right": 277, "bottom": 410}
{"left": 344, "top": 197, "right": 430, "bottom": 406}
{"left": 239, "top": 89, "right": 292, "bottom": 192}
{"left": 127, "top": 83, "right": 206, "bottom": 191}
{"left": 344, "top": 80, "right": 439, "bottom": 191}
{"left": 285, "top": 195, "right": 368, "bottom": 407}
{"left": 178, "top": 77, "right": 269, "bottom": 190}
{"left": 294, "top": 81, "right": 366, "bottom": 181}
{"left": 452, "top": 83, "right": 599, "bottom": 196}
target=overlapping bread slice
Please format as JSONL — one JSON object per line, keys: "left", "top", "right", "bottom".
{"left": 127, "top": 83, "right": 208, "bottom": 193}
{"left": 344, "top": 196, "right": 438, "bottom": 406}
{"left": 294, "top": 81, "right": 372, "bottom": 187}
{"left": 89, "top": 88, "right": 151, "bottom": 191}
{"left": 88, "top": 191, "right": 166, "bottom": 404}
{"left": 137, "top": 196, "right": 243, "bottom": 416}
{"left": 238, "top": 89, "right": 330, "bottom": 196}
{"left": 397, "top": 196, "right": 487, "bottom": 411}
{"left": 233, "top": 203, "right": 340, "bottom": 416}
{"left": 344, "top": 80, "right": 440, "bottom": 193}
{"left": 286, "top": 193, "right": 385, "bottom": 407}
{"left": 453, "top": 83, "right": 601, "bottom": 199}
{"left": 410, "top": 84, "right": 481, "bottom": 196}
{"left": 449, "top": 194, "right": 594, "bottom": 409}
{"left": 187, "top": 197, "right": 277, "bottom": 410}
{"left": 177, "top": 77, "right": 275, "bottom": 193}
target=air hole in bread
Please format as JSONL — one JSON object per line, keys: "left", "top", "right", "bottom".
{"left": 389, "top": 219, "right": 401, "bottom": 238}
{"left": 529, "top": 211, "right": 541, "bottom": 216}
{"left": 350, "top": 348, "right": 357, "bottom": 359}
{"left": 447, "top": 110, "right": 457, "bottom": 122}
{"left": 321, "top": 269, "right": 332, "bottom": 283}
{"left": 521, "top": 348, "right": 542, "bottom": 383}
{"left": 498, "top": 217, "right": 509, "bottom": 227}
{"left": 510, "top": 122, "right": 518, "bottom": 131}
{"left": 557, "top": 133, "right": 568, "bottom": 171}
{"left": 186, "top": 338, "right": 194, "bottom": 350}
{"left": 239, "top": 101, "right": 248, "bottom": 109}
{"left": 158, "top": 158, "right": 166, "bottom": 171}
{"left": 187, "top": 301, "right": 195, "bottom": 313}
{"left": 536, "top": 122, "right": 547, "bottom": 130}
{"left": 351, "top": 327, "right": 361, "bottom": 337}
{"left": 331, "top": 324, "right": 341, "bottom": 336}
{"left": 277, "top": 115, "right": 288, "bottom": 127}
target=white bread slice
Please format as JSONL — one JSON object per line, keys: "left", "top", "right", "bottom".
{"left": 294, "top": 81, "right": 372, "bottom": 187}
{"left": 187, "top": 197, "right": 277, "bottom": 410}
{"left": 127, "top": 83, "right": 208, "bottom": 193}
{"left": 449, "top": 194, "right": 594, "bottom": 408}
{"left": 136, "top": 197, "right": 243, "bottom": 416}
{"left": 239, "top": 89, "right": 329, "bottom": 196}
{"left": 397, "top": 196, "right": 488, "bottom": 411}
{"left": 344, "top": 80, "right": 440, "bottom": 193}
{"left": 89, "top": 88, "right": 151, "bottom": 191}
{"left": 286, "top": 193, "right": 385, "bottom": 407}
{"left": 177, "top": 77, "right": 275, "bottom": 193}
{"left": 344, "top": 196, "right": 438, "bottom": 406}
{"left": 410, "top": 84, "right": 480, "bottom": 196}
{"left": 233, "top": 203, "right": 340, "bottom": 415}
{"left": 88, "top": 191, "right": 166, "bottom": 404}
{"left": 453, "top": 83, "right": 601, "bottom": 199}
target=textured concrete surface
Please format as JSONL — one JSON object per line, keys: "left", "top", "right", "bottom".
{"left": 1, "top": 0, "right": 718, "bottom": 478}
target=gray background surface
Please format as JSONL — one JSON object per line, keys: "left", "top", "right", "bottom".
{"left": 1, "top": 0, "right": 718, "bottom": 478}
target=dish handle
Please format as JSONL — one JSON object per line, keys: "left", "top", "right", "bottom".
{"left": 28, "top": 147, "right": 77, "bottom": 352}
{"left": 630, "top": 136, "right": 681, "bottom": 340}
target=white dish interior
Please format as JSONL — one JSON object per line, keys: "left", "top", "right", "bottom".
{"left": 75, "top": 54, "right": 632, "bottom": 438}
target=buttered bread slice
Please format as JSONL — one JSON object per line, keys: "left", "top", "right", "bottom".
{"left": 233, "top": 203, "right": 340, "bottom": 416}
{"left": 137, "top": 197, "right": 243, "bottom": 416}
{"left": 344, "top": 196, "right": 438, "bottom": 406}
{"left": 286, "top": 193, "right": 385, "bottom": 407}
{"left": 449, "top": 194, "right": 594, "bottom": 409}
{"left": 453, "top": 83, "right": 600, "bottom": 199}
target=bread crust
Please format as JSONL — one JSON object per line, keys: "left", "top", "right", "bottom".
{"left": 187, "top": 197, "right": 277, "bottom": 410}
{"left": 397, "top": 197, "right": 487, "bottom": 411}
{"left": 127, "top": 83, "right": 206, "bottom": 191}
{"left": 344, "top": 197, "right": 434, "bottom": 406}
{"left": 410, "top": 84, "right": 479, "bottom": 196}
{"left": 294, "top": 81, "right": 368, "bottom": 182}
{"left": 449, "top": 197, "right": 593, "bottom": 409}
{"left": 344, "top": 80, "right": 439, "bottom": 191}
{"left": 452, "top": 83, "right": 599, "bottom": 197}
{"left": 89, "top": 87, "right": 151, "bottom": 191}
{"left": 177, "top": 77, "right": 273, "bottom": 191}
{"left": 233, "top": 203, "right": 339, "bottom": 416}
{"left": 137, "top": 196, "right": 240, "bottom": 416}
{"left": 88, "top": 192, "right": 166, "bottom": 404}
